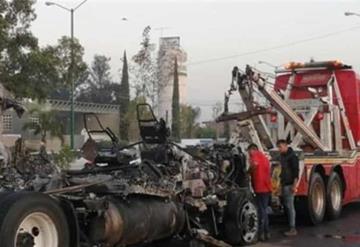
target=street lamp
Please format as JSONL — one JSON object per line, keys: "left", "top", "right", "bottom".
{"left": 46, "top": 0, "right": 88, "bottom": 150}
{"left": 345, "top": 11, "right": 360, "bottom": 17}
{"left": 258, "top": 60, "right": 279, "bottom": 70}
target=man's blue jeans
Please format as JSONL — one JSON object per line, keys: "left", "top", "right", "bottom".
{"left": 255, "top": 192, "right": 270, "bottom": 235}
{"left": 282, "top": 185, "right": 296, "bottom": 229}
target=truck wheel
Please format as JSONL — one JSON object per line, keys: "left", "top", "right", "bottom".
{"left": 0, "top": 192, "right": 70, "bottom": 247}
{"left": 224, "top": 190, "right": 258, "bottom": 245}
{"left": 308, "top": 172, "right": 326, "bottom": 224}
{"left": 326, "top": 172, "right": 343, "bottom": 220}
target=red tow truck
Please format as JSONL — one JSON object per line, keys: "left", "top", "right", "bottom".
{"left": 220, "top": 60, "right": 360, "bottom": 224}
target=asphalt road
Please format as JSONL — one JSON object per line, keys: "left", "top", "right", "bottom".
{"left": 255, "top": 201, "right": 360, "bottom": 247}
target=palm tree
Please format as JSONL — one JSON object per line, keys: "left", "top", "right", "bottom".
{"left": 23, "top": 107, "right": 65, "bottom": 146}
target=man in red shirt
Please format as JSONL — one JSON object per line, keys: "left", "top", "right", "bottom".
{"left": 248, "top": 143, "right": 272, "bottom": 241}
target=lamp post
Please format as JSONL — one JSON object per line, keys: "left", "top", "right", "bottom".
{"left": 45, "top": 0, "right": 88, "bottom": 149}
{"left": 258, "top": 60, "right": 279, "bottom": 70}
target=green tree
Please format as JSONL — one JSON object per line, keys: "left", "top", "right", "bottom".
{"left": 0, "top": 0, "right": 62, "bottom": 100}
{"left": 49, "top": 36, "right": 88, "bottom": 100}
{"left": 180, "top": 104, "right": 201, "bottom": 138}
{"left": 132, "top": 26, "right": 158, "bottom": 106}
{"left": 119, "top": 51, "right": 130, "bottom": 141}
{"left": 11, "top": 47, "right": 63, "bottom": 100}
{"left": 171, "top": 57, "right": 180, "bottom": 141}
{"left": 22, "top": 107, "right": 65, "bottom": 145}
{"left": 195, "top": 127, "right": 217, "bottom": 139}
{"left": 77, "top": 54, "right": 120, "bottom": 104}
{"left": 54, "top": 145, "right": 76, "bottom": 170}
{"left": 89, "top": 55, "right": 111, "bottom": 86}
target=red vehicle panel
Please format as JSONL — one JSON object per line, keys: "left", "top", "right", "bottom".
{"left": 275, "top": 69, "right": 360, "bottom": 148}
{"left": 274, "top": 65, "right": 360, "bottom": 206}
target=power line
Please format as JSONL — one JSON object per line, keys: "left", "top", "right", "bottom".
{"left": 188, "top": 24, "right": 360, "bottom": 66}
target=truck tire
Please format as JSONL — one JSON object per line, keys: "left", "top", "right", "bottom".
{"left": 326, "top": 172, "right": 343, "bottom": 220}
{"left": 308, "top": 172, "right": 326, "bottom": 225}
{"left": 0, "top": 192, "right": 70, "bottom": 247}
{"left": 224, "top": 190, "right": 258, "bottom": 245}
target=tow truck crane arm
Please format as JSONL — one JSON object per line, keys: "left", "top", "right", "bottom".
{"left": 228, "top": 65, "right": 327, "bottom": 151}
{"left": 216, "top": 107, "right": 269, "bottom": 122}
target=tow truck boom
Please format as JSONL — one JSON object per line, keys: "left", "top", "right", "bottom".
{"left": 236, "top": 65, "right": 327, "bottom": 151}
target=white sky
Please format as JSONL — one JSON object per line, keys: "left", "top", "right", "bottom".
{"left": 32, "top": 0, "right": 360, "bottom": 120}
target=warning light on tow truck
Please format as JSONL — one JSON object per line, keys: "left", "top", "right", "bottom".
{"left": 285, "top": 62, "right": 304, "bottom": 70}
{"left": 284, "top": 60, "right": 345, "bottom": 70}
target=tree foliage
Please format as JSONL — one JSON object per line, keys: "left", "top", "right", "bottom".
{"left": 0, "top": 2, "right": 88, "bottom": 101}
{"left": 77, "top": 54, "right": 120, "bottom": 104}
{"left": 132, "top": 26, "right": 158, "bottom": 106}
{"left": 195, "top": 127, "right": 216, "bottom": 139}
{"left": 119, "top": 51, "right": 130, "bottom": 140}
{"left": 0, "top": 0, "right": 61, "bottom": 100}
{"left": 22, "top": 107, "right": 65, "bottom": 145}
{"left": 171, "top": 57, "right": 180, "bottom": 141}
{"left": 49, "top": 36, "right": 88, "bottom": 100}
{"left": 89, "top": 55, "right": 112, "bottom": 87}
{"left": 54, "top": 145, "right": 76, "bottom": 169}
{"left": 180, "top": 104, "right": 201, "bottom": 138}
{"left": 53, "top": 37, "right": 88, "bottom": 87}
{"left": 0, "top": 2, "right": 90, "bottom": 101}
{"left": 10, "top": 47, "right": 61, "bottom": 100}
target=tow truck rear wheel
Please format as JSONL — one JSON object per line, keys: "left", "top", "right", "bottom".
{"left": 0, "top": 192, "right": 70, "bottom": 247}
{"left": 308, "top": 172, "right": 326, "bottom": 225}
{"left": 326, "top": 172, "right": 343, "bottom": 220}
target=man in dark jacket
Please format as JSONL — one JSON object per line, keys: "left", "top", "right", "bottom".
{"left": 277, "top": 139, "right": 299, "bottom": 237}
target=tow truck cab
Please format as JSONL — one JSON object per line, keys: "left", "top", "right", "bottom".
{"left": 275, "top": 61, "right": 360, "bottom": 149}
{"left": 269, "top": 60, "right": 360, "bottom": 224}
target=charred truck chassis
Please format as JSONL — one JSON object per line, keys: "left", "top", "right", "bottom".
{"left": 0, "top": 104, "right": 258, "bottom": 247}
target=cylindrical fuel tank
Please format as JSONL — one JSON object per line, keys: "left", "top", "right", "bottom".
{"left": 90, "top": 195, "right": 185, "bottom": 246}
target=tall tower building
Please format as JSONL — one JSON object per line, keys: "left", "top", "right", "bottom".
{"left": 157, "top": 37, "right": 187, "bottom": 126}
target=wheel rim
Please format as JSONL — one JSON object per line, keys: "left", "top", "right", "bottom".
{"left": 330, "top": 179, "right": 342, "bottom": 211}
{"left": 239, "top": 201, "right": 258, "bottom": 243}
{"left": 311, "top": 180, "right": 325, "bottom": 216}
{"left": 15, "top": 212, "right": 58, "bottom": 247}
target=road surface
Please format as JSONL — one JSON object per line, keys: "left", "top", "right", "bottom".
{"left": 255, "top": 201, "right": 360, "bottom": 247}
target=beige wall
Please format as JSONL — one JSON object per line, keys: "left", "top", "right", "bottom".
{"left": 2, "top": 113, "right": 120, "bottom": 152}
{"left": 2, "top": 134, "right": 21, "bottom": 147}
{"left": 85, "top": 113, "right": 120, "bottom": 135}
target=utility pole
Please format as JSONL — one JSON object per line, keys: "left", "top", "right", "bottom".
{"left": 46, "top": 0, "right": 88, "bottom": 149}
{"left": 70, "top": 8, "right": 75, "bottom": 149}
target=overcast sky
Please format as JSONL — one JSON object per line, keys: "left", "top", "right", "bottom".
{"left": 32, "top": 0, "right": 360, "bottom": 121}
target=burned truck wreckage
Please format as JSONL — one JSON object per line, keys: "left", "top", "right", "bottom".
{"left": 0, "top": 104, "right": 258, "bottom": 247}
